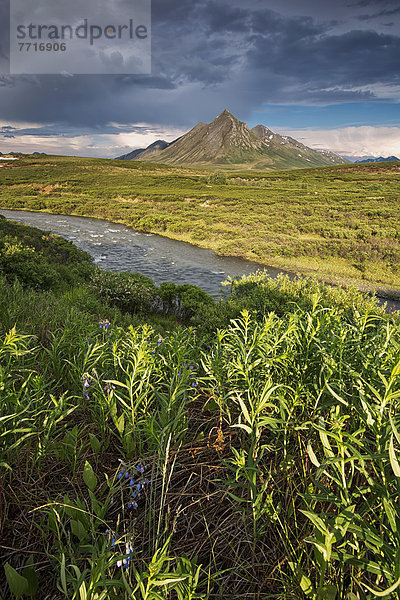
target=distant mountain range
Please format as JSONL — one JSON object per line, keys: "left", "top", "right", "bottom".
{"left": 355, "top": 156, "right": 399, "bottom": 164}
{"left": 116, "top": 110, "right": 348, "bottom": 170}
{"left": 0, "top": 151, "right": 46, "bottom": 156}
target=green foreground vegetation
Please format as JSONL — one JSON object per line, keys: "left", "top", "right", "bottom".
{"left": 0, "top": 154, "right": 399, "bottom": 294}
{"left": 1, "top": 217, "right": 400, "bottom": 599}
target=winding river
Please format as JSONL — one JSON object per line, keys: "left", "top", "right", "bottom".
{"left": 1, "top": 209, "right": 399, "bottom": 312}
{"left": 0, "top": 209, "right": 288, "bottom": 297}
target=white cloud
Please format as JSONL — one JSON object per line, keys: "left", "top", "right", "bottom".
{"left": 102, "top": 126, "right": 185, "bottom": 151}
{"left": 0, "top": 134, "right": 96, "bottom": 156}
{"left": 0, "top": 122, "right": 186, "bottom": 158}
{"left": 277, "top": 125, "right": 400, "bottom": 157}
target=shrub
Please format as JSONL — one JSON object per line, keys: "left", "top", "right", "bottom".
{"left": 176, "top": 283, "right": 214, "bottom": 321}
{"left": 207, "top": 170, "right": 227, "bottom": 185}
{"left": 0, "top": 240, "right": 59, "bottom": 289}
{"left": 0, "top": 219, "right": 93, "bottom": 291}
{"left": 90, "top": 268, "right": 157, "bottom": 314}
{"left": 158, "top": 281, "right": 214, "bottom": 321}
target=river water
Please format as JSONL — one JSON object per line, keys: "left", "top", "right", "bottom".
{"left": 0, "top": 209, "right": 287, "bottom": 297}
{"left": 1, "top": 209, "right": 399, "bottom": 312}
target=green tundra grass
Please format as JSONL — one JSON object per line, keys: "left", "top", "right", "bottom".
{"left": 0, "top": 154, "right": 399, "bottom": 294}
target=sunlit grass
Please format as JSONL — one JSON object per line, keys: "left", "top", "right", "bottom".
{"left": 0, "top": 154, "right": 399, "bottom": 291}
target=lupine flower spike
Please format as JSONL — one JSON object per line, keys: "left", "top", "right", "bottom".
{"left": 116, "top": 462, "right": 150, "bottom": 511}
{"left": 104, "top": 383, "right": 115, "bottom": 394}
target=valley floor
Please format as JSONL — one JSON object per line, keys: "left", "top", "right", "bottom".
{"left": 0, "top": 155, "right": 399, "bottom": 298}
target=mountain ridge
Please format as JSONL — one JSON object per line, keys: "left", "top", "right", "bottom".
{"left": 355, "top": 156, "right": 399, "bottom": 164}
{"left": 116, "top": 110, "right": 348, "bottom": 170}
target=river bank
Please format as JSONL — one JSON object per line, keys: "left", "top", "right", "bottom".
{"left": 1, "top": 207, "right": 399, "bottom": 312}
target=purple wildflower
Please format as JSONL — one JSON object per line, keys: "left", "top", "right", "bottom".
{"left": 99, "top": 319, "right": 111, "bottom": 330}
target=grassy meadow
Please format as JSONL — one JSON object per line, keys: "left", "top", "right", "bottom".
{"left": 0, "top": 155, "right": 399, "bottom": 295}
{"left": 1, "top": 216, "right": 400, "bottom": 599}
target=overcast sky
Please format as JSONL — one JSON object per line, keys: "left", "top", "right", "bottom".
{"left": 0, "top": 0, "right": 399, "bottom": 158}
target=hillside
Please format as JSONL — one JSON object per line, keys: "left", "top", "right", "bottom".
{"left": 116, "top": 139, "right": 170, "bottom": 161}
{"left": 0, "top": 154, "right": 399, "bottom": 294}
{"left": 117, "top": 110, "right": 348, "bottom": 170}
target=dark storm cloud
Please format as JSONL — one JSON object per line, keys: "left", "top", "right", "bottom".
{"left": 347, "top": 0, "right": 399, "bottom": 6}
{"left": 358, "top": 7, "right": 400, "bottom": 20}
{"left": 117, "top": 75, "right": 176, "bottom": 89}
{"left": 297, "top": 88, "right": 377, "bottom": 103}
{"left": 0, "top": 0, "right": 399, "bottom": 133}
{"left": 248, "top": 8, "right": 328, "bottom": 38}
{"left": 198, "top": 2, "right": 251, "bottom": 33}
{"left": 0, "top": 122, "right": 165, "bottom": 137}
{"left": 247, "top": 28, "right": 400, "bottom": 89}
